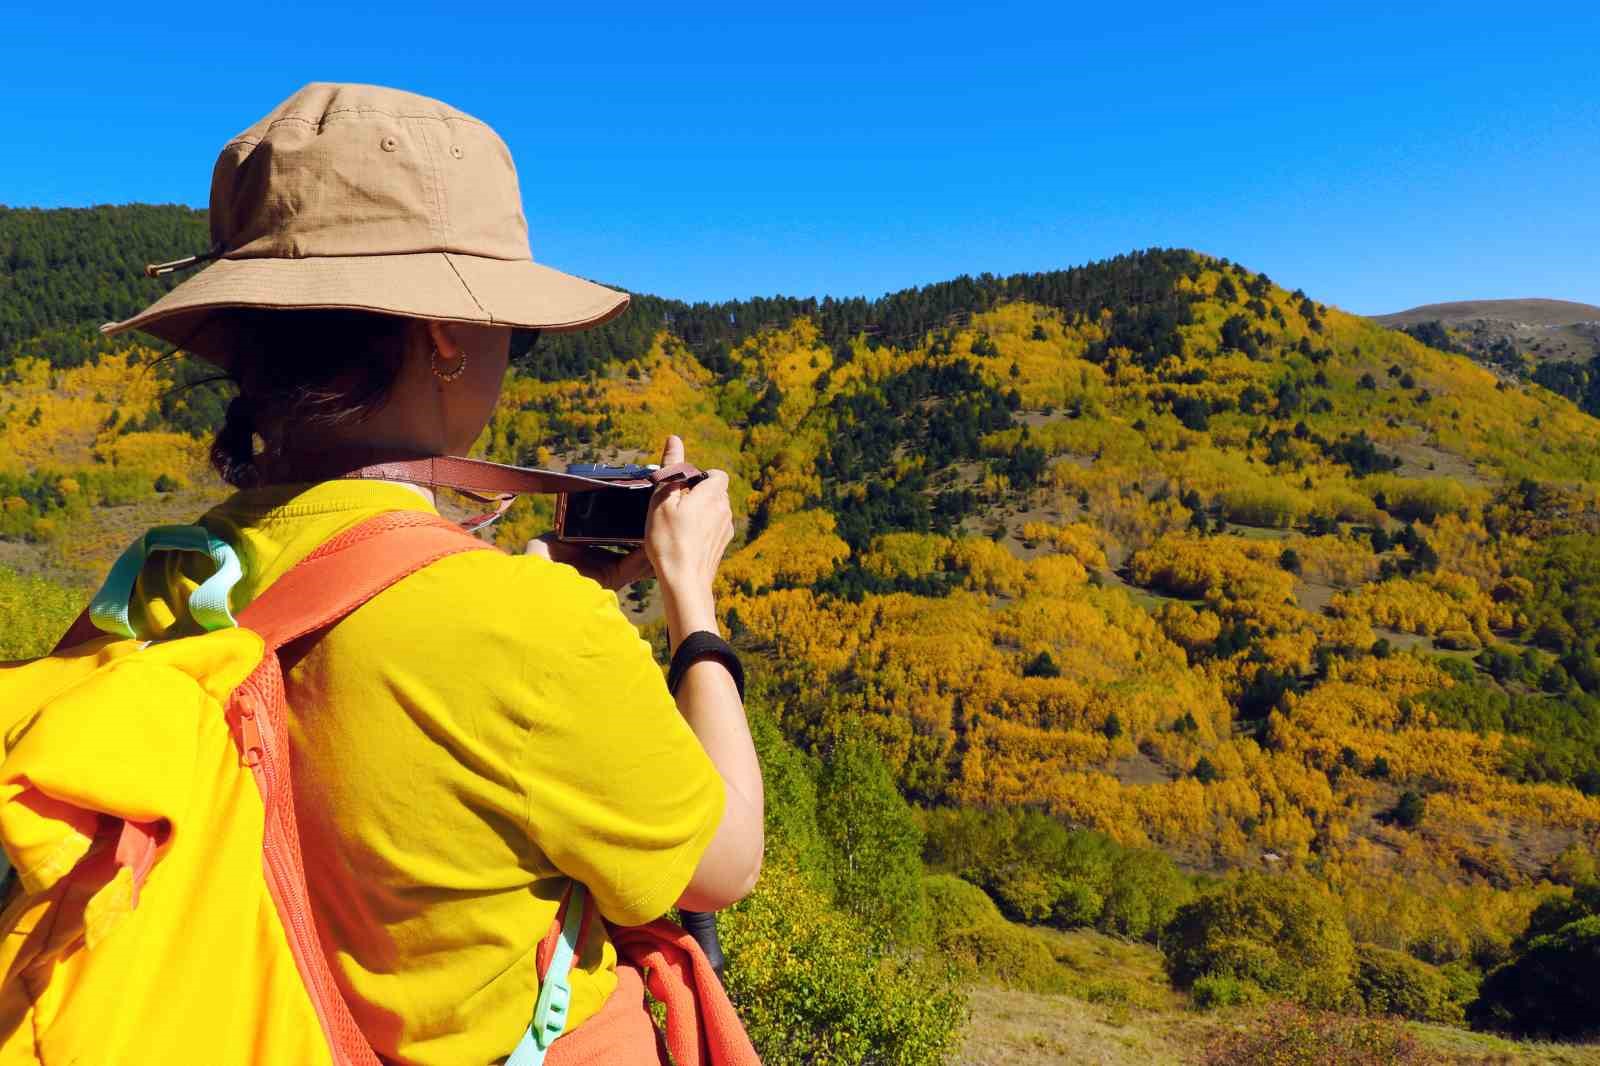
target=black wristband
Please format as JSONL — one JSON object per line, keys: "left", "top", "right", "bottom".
{"left": 668, "top": 630, "right": 745, "bottom": 702}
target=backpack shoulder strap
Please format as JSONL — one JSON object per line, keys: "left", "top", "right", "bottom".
{"left": 237, "top": 511, "right": 494, "bottom": 651}
{"left": 50, "top": 511, "right": 493, "bottom": 655}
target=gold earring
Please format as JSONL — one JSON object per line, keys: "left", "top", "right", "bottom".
{"left": 430, "top": 345, "right": 467, "bottom": 383}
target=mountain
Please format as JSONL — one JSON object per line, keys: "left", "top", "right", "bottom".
{"left": 1376, "top": 299, "right": 1600, "bottom": 331}
{"left": 5, "top": 206, "right": 1600, "bottom": 1056}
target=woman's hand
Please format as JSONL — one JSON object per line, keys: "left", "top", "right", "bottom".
{"left": 523, "top": 435, "right": 733, "bottom": 616}
{"left": 522, "top": 535, "right": 652, "bottom": 592}
{"left": 648, "top": 436, "right": 734, "bottom": 647}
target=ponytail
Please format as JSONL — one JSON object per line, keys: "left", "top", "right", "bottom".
{"left": 204, "top": 309, "right": 413, "bottom": 488}
{"left": 211, "top": 394, "right": 262, "bottom": 488}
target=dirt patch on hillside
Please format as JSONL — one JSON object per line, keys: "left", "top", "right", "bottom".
{"left": 1344, "top": 779, "right": 1583, "bottom": 885}
{"left": 1099, "top": 567, "right": 1190, "bottom": 613}
{"left": 1389, "top": 438, "right": 1491, "bottom": 487}
{"left": 1295, "top": 578, "right": 1336, "bottom": 616}
{"left": 1113, "top": 750, "right": 1175, "bottom": 786}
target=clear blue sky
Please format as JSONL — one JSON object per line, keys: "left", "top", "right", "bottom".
{"left": 3, "top": 1, "right": 1595, "bottom": 315}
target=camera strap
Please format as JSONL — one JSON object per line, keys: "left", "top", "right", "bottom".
{"left": 259, "top": 449, "right": 703, "bottom": 528}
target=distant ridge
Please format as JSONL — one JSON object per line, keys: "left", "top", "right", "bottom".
{"left": 1374, "top": 298, "right": 1600, "bottom": 328}
{"left": 1372, "top": 298, "right": 1600, "bottom": 380}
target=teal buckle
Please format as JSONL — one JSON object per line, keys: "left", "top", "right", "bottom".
{"left": 90, "top": 525, "right": 244, "bottom": 640}
{"left": 506, "top": 883, "right": 588, "bottom": 1066}
{"left": 529, "top": 965, "right": 574, "bottom": 1050}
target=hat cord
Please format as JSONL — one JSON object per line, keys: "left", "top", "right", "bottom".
{"left": 145, "top": 243, "right": 225, "bottom": 278}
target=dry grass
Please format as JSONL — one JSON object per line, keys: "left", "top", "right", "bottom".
{"left": 959, "top": 986, "right": 1600, "bottom": 1066}
{"left": 956, "top": 928, "right": 1201, "bottom": 1065}
{"left": 1412, "top": 1025, "right": 1600, "bottom": 1065}
{"left": 957, "top": 982, "right": 1204, "bottom": 1066}
{"left": 954, "top": 927, "right": 1600, "bottom": 1066}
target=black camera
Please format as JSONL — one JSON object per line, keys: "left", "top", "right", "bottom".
{"left": 554, "top": 464, "right": 659, "bottom": 547}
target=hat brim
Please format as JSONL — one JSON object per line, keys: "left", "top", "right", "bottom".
{"left": 101, "top": 252, "right": 630, "bottom": 366}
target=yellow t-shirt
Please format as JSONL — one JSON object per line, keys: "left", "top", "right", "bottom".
{"left": 130, "top": 480, "right": 725, "bottom": 1066}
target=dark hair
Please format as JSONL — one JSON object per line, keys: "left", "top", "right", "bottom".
{"left": 210, "top": 309, "right": 412, "bottom": 487}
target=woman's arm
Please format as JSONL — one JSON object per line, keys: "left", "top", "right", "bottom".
{"left": 645, "top": 438, "right": 764, "bottom": 911}
{"left": 526, "top": 435, "right": 763, "bottom": 910}
{"left": 660, "top": 583, "right": 764, "bottom": 911}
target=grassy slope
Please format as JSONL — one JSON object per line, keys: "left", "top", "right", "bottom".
{"left": 954, "top": 926, "right": 1600, "bottom": 1065}
{"left": 961, "top": 985, "right": 1600, "bottom": 1065}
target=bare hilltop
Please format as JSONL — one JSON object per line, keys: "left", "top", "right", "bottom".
{"left": 1375, "top": 299, "right": 1600, "bottom": 368}
{"left": 1375, "top": 299, "right": 1600, "bottom": 329}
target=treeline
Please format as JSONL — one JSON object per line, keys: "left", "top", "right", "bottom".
{"left": 1, "top": 206, "right": 1215, "bottom": 385}
{"left": 525, "top": 247, "right": 1210, "bottom": 380}
{"left": 0, "top": 204, "right": 209, "bottom": 364}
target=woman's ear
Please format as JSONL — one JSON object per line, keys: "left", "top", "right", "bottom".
{"left": 426, "top": 320, "right": 464, "bottom": 361}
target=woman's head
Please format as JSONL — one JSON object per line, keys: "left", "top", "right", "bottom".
{"left": 101, "top": 82, "right": 628, "bottom": 474}
{"left": 210, "top": 309, "right": 522, "bottom": 487}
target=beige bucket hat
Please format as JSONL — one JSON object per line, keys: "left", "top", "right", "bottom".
{"left": 103, "top": 82, "right": 629, "bottom": 365}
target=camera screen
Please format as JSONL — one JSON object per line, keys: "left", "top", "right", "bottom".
{"left": 563, "top": 486, "right": 652, "bottom": 541}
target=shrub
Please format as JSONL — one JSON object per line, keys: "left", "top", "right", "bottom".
{"left": 922, "top": 874, "right": 999, "bottom": 941}
{"left": 921, "top": 874, "right": 1068, "bottom": 993}
{"left": 0, "top": 567, "right": 83, "bottom": 659}
{"left": 1050, "top": 881, "right": 1104, "bottom": 927}
{"left": 1191, "top": 973, "right": 1264, "bottom": 1009}
{"left": 1392, "top": 790, "right": 1426, "bottom": 829}
{"left": 1162, "top": 871, "right": 1357, "bottom": 1009}
{"left": 1354, "top": 943, "right": 1462, "bottom": 1023}
{"left": 939, "top": 917, "right": 1070, "bottom": 993}
{"left": 1100, "top": 847, "right": 1194, "bottom": 938}
{"left": 919, "top": 806, "right": 1190, "bottom": 942}
{"left": 1435, "top": 629, "right": 1480, "bottom": 651}
{"left": 720, "top": 860, "right": 967, "bottom": 1065}
{"left": 1470, "top": 914, "right": 1600, "bottom": 1039}
{"left": 1437, "top": 960, "right": 1481, "bottom": 1012}
{"left": 1201, "top": 1003, "right": 1436, "bottom": 1065}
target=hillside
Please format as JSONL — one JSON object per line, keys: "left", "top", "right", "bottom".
{"left": 4, "top": 207, "right": 1600, "bottom": 1061}
{"left": 1373, "top": 298, "right": 1600, "bottom": 416}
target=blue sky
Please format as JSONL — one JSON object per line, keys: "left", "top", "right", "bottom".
{"left": 2, "top": 1, "right": 1596, "bottom": 315}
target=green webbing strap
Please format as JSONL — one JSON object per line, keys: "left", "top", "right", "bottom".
{"left": 506, "top": 883, "right": 588, "bottom": 1066}
{"left": 89, "top": 525, "right": 244, "bottom": 639}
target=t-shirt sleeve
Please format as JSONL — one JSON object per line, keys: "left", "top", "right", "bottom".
{"left": 514, "top": 561, "right": 725, "bottom": 927}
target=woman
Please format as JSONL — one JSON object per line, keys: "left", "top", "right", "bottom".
{"left": 103, "top": 83, "right": 763, "bottom": 1064}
